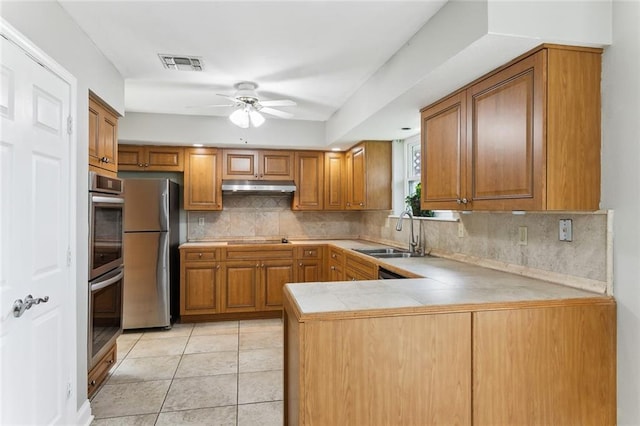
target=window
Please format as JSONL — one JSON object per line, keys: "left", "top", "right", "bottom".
{"left": 405, "top": 137, "right": 421, "bottom": 205}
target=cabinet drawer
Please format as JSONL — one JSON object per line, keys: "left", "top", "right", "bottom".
{"left": 297, "top": 246, "right": 323, "bottom": 260}
{"left": 344, "top": 252, "right": 377, "bottom": 280}
{"left": 328, "top": 247, "right": 344, "bottom": 264}
{"left": 183, "top": 249, "right": 221, "bottom": 262}
{"left": 88, "top": 342, "right": 116, "bottom": 398}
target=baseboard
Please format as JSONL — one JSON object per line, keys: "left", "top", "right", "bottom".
{"left": 76, "top": 399, "right": 93, "bottom": 426}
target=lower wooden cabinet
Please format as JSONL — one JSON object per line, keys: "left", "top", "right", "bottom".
{"left": 327, "top": 247, "right": 345, "bottom": 281}
{"left": 295, "top": 246, "right": 324, "bottom": 283}
{"left": 180, "top": 248, "right": 222, "bottom": 316}
{"left": 87, "top": 342, "right": 116, "bottom": 398}
{"left": 344, "top": 251, "right": 377, "bottom": 281}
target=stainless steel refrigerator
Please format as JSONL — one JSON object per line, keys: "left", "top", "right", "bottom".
{"left": 123, "top": 178, "right": 179, "bottom": 329}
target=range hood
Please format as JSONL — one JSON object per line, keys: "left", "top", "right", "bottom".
{"left": 221, "top": 179, "right": 296, "bottom": 193}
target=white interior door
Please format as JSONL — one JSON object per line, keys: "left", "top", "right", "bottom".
{"left": 0, "top": 28, "right": 76, "bottom": 425}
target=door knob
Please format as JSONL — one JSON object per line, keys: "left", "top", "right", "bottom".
{"left": 12, "top": 295, "right": 50, "bottom": 318}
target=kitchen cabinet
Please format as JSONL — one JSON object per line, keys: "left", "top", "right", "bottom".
{"left": 222, "top": 149, "right": 294, "bottom": 180}
{"left": 323, "top": 152, "right": 346, "bottom": 210}
{"left": 294, "top": 246, "right": 324, "bottom": 282}
{"left": 183, "top": 147, "right": 222, "bottom": 211}
{"left": 88, "top": 95, "right": 119, "bottom": 176}
{"left": 345, "top": 141, "right": 392, "bottom": 210}
{"left": 284, "top": 280, "right": 616, "bottom": 425}
{"left": 118, "top": 145, "right": 184, "bottom": 172}
{"left": 180, "top": 248, "right": 222, "bottom": 316}
{"left": 87, "top": 342, "right": 116, "bottom": 398}
{"left": 223, "top": 245, "right": 295, "bottom": 312}
{"left": 326, "top": 246, "right": 345, "bottom": 281}
{"left": 421, "top": 44, "right": 602, "bottom": 211}
{"left": 292, "top": 151, "right": 324, "bottom": 211}
{"left": 473, "top": 304, "right": 616, "bottom": 425}
{"left": 284, "top": 304, "right": 472, "bottom": 426}
{"left": 344, "top": 251, "right": 377, "bottom": 281}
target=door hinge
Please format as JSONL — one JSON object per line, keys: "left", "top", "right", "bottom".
{"left": 67, "top": 116, "right": 72, "bottom": 135}
{"left": 66, "top": 249, "right": 72, "bottom": 267}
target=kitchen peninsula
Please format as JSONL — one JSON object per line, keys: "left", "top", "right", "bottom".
{"left": 282, "top": 248, "right": 616, "bottom": 426}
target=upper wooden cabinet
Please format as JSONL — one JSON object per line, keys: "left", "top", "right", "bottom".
{"left": 88, "top": 95, "right": 118, "bottom": 175}
{"left": 183, "top": 148, "right": 222, "bottom": 211}
{"left": 345, "top": 141, "right": 392, "bottom": 210}
{"left": 292, "top": 151, "right": 324, "bottom": 211}
{"left": 421, "top": 45, "right": 602, "bottom": 211}
{"left": 222, "top": 149, "right": 294, "bottom": 180}
{"left": 118, "top": 145, "right": 184, "bottom": 172}
{"left": 324, "top": 152, "right": 346, "bottom": 210}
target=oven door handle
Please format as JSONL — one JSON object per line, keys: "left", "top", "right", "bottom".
{"left": 91, "top": 195, "right": 124, "bottom": 204}
{"left": 91, "top": 270, "right": 124, "bottom": 292}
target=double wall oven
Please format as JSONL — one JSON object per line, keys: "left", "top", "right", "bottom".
{"left": 88, "top": 172, "right": 124, "bottom": 369}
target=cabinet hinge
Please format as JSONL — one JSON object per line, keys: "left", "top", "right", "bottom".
{"left": 66, "top": 248, "right": 72, "bottom": 267}
{"left": 67, "top": 116, "right": 72, "bottom": 135}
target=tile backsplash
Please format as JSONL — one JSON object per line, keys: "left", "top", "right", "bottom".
{"left": 186, "top": 194, "right": 610, "bottom": 294}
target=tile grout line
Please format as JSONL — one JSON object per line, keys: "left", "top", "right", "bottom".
{"left": 236, "top": 322, "right": 241, "bottom": 426}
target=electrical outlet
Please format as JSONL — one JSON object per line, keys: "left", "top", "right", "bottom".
{"left": 198, "top": 217, "right": 205, "bottom": 226}
{"left": 518, "top": 226, "right": 528, "bottom": 245}
{"left": 458, "top": 222, "right": 464, "bottom": 238}
{"left": 559, "top": 219, "right": 573, "bottom": 241}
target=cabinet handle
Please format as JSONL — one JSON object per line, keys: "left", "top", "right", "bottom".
{"left": 299, "top": 263, "right": 303, "bottom": 267}
{"left": 256, "top": 264, "right": 259, "bottom": 268}
{"left": 359, "top": 202, "right": 364, "bottom": 206}
{"left": 107, "top": 359, "right": 114, "bottom": 364}
{"left": 332, "top": 254, "right": 336, "bottom": 259}
{"left": 138, "top": 163, "right": 144, "bottom": 167}
{"left": 346, "top": 202, "right": 351, "bottom": 207}
{"left": 351, "top": 277, "right": 356, "bottom": 281}
{"left": 261, "top": 264, "right": 265, "bottom": 268}
{"left": 198, "top": 253, "right": 203, "bottom": 258}
{"left": 254, "top": 175, "right": 258, "bottom": 178}
{"left": 456, "top": 198, "right": 462, "bottom": 205}
{"left": 216, "top": 265, "right": 220, "bottom": 270}
{"left": 144, "top": 163, "right": 149, "bottom": 167}
{"left": 462, "top": 198, "right": 468, "bottom": 204}
{"left": 90, "top": 380, "right": 96, "bottom": 386}
{"left": 330, "top": 266, "right": 335, "bottom": 270}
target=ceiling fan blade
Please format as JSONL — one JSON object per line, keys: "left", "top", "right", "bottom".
{"left": 216, "top": 94, "right": 240, "bottom": 103}
{"left": 259, "top": 99, "right": 296, "bottom": 107}
{"left": 260, "top": 107, "right": 293, "bottom": 119}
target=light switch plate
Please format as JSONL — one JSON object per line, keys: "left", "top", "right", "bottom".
{"left": 518, "top": 226, "right": 528, "bottom": 245}
{"left": 559, "top": 219, "right": 573, "bottom": 241}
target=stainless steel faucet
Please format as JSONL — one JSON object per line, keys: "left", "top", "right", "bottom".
{"left": 396, "top": 209, "right": 420, "bottom": 253}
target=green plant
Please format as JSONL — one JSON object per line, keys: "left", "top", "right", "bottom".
{"left": 405, "top": 183, "right": 434, "bottom": 217}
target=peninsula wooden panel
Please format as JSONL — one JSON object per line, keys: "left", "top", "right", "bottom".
{"left": 473, "top": 303, "right": 616, "bottom": 425}
{"left": 300, "top": 313, "right": 471, "bottom": 425}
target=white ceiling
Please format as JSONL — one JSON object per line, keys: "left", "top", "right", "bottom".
{"left": 59, "top": 1, "right": 447, "bottom": 123}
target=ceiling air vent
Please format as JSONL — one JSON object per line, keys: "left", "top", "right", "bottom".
{"left": 158, "top": 54, "right": 203, "bottom": 71}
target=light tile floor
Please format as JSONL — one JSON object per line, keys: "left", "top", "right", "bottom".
{"left": 91, "top": 318, "right": 284, "bottom": 426}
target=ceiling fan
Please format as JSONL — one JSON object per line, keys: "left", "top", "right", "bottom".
{"left": 199, "top": 81, "right": 296, "bottom": 128}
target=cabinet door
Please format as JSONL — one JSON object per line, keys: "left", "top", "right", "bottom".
{"left": 145, "top": 146, "right": 184, "bottom": 171}
{"left": 346, "top": 146, "right": 366, "bottom": 209}
{"left": 223, "top": 261, "right": 259, "bottom": 312}
{"left": 324, "top": 152, "right": 345, "bottom": 210}
{"left": 117, "top": 145, "right": 145, "bottom": 171}
{"left": 473, "top": 304, "right": 615, "bottom": 425}
{"left": 296, "top": 260, "right": 322, "bottom": 283}
{"left": 260, "top": 150, "right": 294, "bottom": 180}
{"left": 293, "top": 151, "right": 323, "bottom": 210}
{"left": 466, "top": 52, "right": 544, "bottom": 211}
{"left": 421, "top": 92, "right": 467, "bottom": 210}
{"left": 222, "top": 149, "right": 259, "bottom": 179}
{"left": 181, "top": 263, "right": 221, "bottom": 315}
{"left": 88, "top": 99, "right": 101, "bottom": 166}
{"left": 184, "top": 148, "right": 222, "bottom": 210}
{"left": 328, "top": 262, "right": 344, "bottom": 281}
{"left": 100, "top": 112, "right": 118, "bottom": 173}
{"left": 261, "top": 260, "right": 294, "bottom": 310}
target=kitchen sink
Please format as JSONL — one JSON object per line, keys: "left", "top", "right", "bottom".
{"left": 353, "top": 248, "right": 408, "bottom": 255}
{"left": 352, "top": 248, "right": 427, "bottom": 259}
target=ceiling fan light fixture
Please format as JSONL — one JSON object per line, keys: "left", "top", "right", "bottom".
{"left": 229, "top": 108, "right": 249, "bottom": 128}
{"left": 249, "top": 109, "right": 265, "bottom": 127}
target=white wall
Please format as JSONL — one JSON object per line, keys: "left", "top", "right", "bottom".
{"left": 0, "top": 1, "right": 125, "bottom": 415}
{"left": 600, "top": 1, "right": 640, "bottom": 423}
{"left": 119, "top": 112, "right": 328, "bottom": 150}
